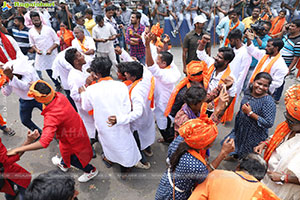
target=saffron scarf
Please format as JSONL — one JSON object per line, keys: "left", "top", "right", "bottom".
{"left": 59, "top": 27, "right": 74, "bottom": 47}
{"left": 270, "top": 17, "right": 286, "bottom": 37}
{"left": 78, "top": 37, "right": 88, "bottom": 52}
{"left": 148, "top": 77, "right": 155, "bottom": 108}
{"left": 249, "top": 53, "right": 281, "bottom": 83}
{"left": 0, "top": 32, "right": 16, "bottom": 63}
{"left": 27, "top": 80, "right": 56, "bottom": 105}
{"left": 128, "top": 78, "right": 142, "bottom": 99}
{"left": 207, "top": 64, "right": 236, "bottom": 123}
{"left": 224, "top": 20, "right": 240, "bottom": 47}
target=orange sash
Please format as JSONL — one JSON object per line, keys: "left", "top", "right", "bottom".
{"left": 0, "top": 69, "right": 9, "bottom": 87}
{"left": 264, "top": 121, "right": 290, "bottom": 162}
{"left": 88, "top": 77, "right": 113, "bottom": 115}
{"left": 249, "top": 53, "right": 281, "bottom": 83}
{"left": 59, "top": 27, "right": 75, "bottom": 47}
{"left": 78, "top": 37, "right": 88, "bottom": 52}
{"left": 0, "top": 113, "right": 6, "bottom": 126}
{"left": 295, "top": 59, "right": 300, "bottom": 78}
{"left": 129, "top": 78, "right": 142, "bottom": 99}
{"left": 207, "top": 65, "right": 236, "bottom": 123}
{"left": 123, "top": 80, "right": 133, "bottom": 86}
{"left": 252, "top": 185, "right": 281, "bottom": 200}
{"left": 188, "top": 149, "right": 207, "bottom": 166}
{"left": 270, "top": 17, "right": 286, "bottom": 37}
{"left": 224, "top": 20, "right": 240, "bottom": 47}
{"left": 148, "top": 77, "right": 155, "bottom": 108}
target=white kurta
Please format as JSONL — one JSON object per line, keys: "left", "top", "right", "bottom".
{"left": 68, "top": 68, "right": 96, "bottom": 139}
{"left": 246, "top": 43, "right": 289, "bottom": 93}
{"left": 0, "top": 35, "right": 24, "bottom": 63}
{"left": 29, "top": 25, "right": 59, "bottom": 70}
{"left": 147, "top": 63, "right": 181, "bottom": 130}
{"left": 81, "top": 80, "right": 141, "bottom": 167}
{"left": 71, "top": 36, "right": 96, "bottom": 59}
{"left": 231, "top": 45, "right": 252, "bottom": 104}
{"left": 262, "top": 133, "right": 300, "bottom": 200}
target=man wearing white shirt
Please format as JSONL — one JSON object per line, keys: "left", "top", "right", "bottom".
{"left": 28, "top": 11, "right": 61, "bottom": 91}
{"left": 227, "top": 29, "right": 252, "bottom": 103}
{"left": 80, "top": 57, "right": 141, "bottom": 178}
{"left": 145, "top": 32, "right": 181, "bottom": 143}
{"left": 197, "top": 36, "right": 237, "bottom": 122}
{"left": 72, "top": 26, "right": 96, "bottom": 59}
{"left": 92, "top": 15, "right": 117, "bottom": 69}
{"left": 245, "top": 30, "right": 289, "bottom": 94}
{"left": 1, "top": 57, "right": 42, "bottom": 133}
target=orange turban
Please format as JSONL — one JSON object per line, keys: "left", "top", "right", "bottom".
{"left": 178, "top": 117, "right": 218, "bottom": 149}
{"left": 28, "top": 80, "right": 56, "bottom": 104}
{"left": 284, "top": 84, "right": 300, "bottom": 121}
{"left": 151, "top": 23, "right": 164, "bottom": 37}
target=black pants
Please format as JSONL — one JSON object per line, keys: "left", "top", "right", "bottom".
{"left": 133, "top": 131, "right": 147, "bottom": 164}
{"left": 158, "top": 116, "right": 174, "bottom": 144}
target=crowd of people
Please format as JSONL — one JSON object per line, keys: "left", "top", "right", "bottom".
{"left": 0, "top": 0, "right": 299, "bottom": 199}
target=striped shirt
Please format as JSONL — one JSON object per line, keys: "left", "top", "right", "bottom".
{"left": 8, "top": 26, "right": 31, "bottom": 55}
{"left": 281, "top": 34, "right": 300, "bottom": 66}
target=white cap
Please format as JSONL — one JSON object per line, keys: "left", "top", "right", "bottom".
{"left": 193, "top": 15, "right": 207, "bottom": 25}
{"left": 59, "top": 0, "right": 66, "bottom": 4}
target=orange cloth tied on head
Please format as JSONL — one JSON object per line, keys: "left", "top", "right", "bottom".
{"left": 285, "top": 84, "right": 300, "bottom": 121}
{"left": 27, "top": 80, "right": 56, "bottom": 104}
{"left": 178, "top": 117, "right": 218, "bottom": 150}
{"left": 164, "top": 61, "right": 207, "bottom": 117}
{"left": 151, "top": 23, "right": 164, "bottom": 37}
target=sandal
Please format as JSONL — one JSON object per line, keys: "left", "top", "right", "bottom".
{"left": 101, "top": 153, "right": 113, "bottom": 168}
{"left": 3, "top": 128, "right": 15, "bottom": 136}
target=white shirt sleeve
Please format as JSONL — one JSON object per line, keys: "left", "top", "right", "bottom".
{"left": 196, "top": 49, "right": 215, "bottom": 67}
{"left": 148, "top": 64, "right": 179, "bottom": 85}
{"left": 120, "top": 48, "right": 134, "bottom": 61}
{"left": 9, "top": 74, "right": 31, "bottom": 90}
{"left": 49, "top": 26, "right": 60, "bottom": 45}
{"left": 1, "top": 84, "right": 13, "bottom": 96}
{"left": 247, "top": 43, "right": 266, "bottom": 61}
{"left": 269, "top": 59, "right": 289, "bottom": 93}
{"left": 87, "top": 36, "right": 96, "bottom": 50}
{"left": 81, "top": 89, "right": 93, "bottom": 112}
{"left": 68, "top": 72, "right": 81, "bottom": 103}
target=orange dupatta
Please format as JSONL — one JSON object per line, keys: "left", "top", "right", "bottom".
{"left": 148, "top": 77, "right": 155, "bottom": 108}
{"left": 249, "top": 53, "right": 281, "bottom": 83}
{"left": 60, "top": 28, "right": 75, "bottom": 47}
{"left": 252, "top": 185, "right": 281, "bottom": 200}
{"left": 0, "top": 113, "right": 6, "bottom": 126}
{"left": 188, "top": 149, "right": 207, "bottom": 166}
{"left": 0, "top": 69, "right": 9, "bottom": 87}
{"left": 78, "top": 37, "right": 88, "bottom": 52}
{"left": 129, "top": 78, "right": 142, "bottom": 99}
{"left": 88, "top": 77, "right": 113, "bottom": 115}
{"left": 207, "top": 65, "right": 236, "bottom": 123}
{"left": 123, "top": 80, "right": 133, "bottom": 86}
{"left": 269, "top": 17, "right": 286, "bottom": 38}
{"left": 224, "top": 20, "right": 240, "bottom": 47}
{"left": 264, "top": 121, "right": 290, "bottom": 162}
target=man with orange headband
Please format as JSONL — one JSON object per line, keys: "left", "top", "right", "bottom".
{"left": 253, "top": 84, "right": 300, "bottom": 199}
{"left": 155, "top": 117, "right": 218, "bottom": 200}
{"left": 245, "top": 30, "right": 288, "bottom": 94}
{"left": 145, "top": 31, "right": 181, "bottom": 144}
{"left": 7, "top": 80, "right": 98, "bottom": 183}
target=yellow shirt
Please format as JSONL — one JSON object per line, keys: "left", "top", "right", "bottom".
{"left": 242, "top": 16, "right": 259, "bottom": 30}
{"left": 84, "top": 19, "right": 96, "bottom": 36}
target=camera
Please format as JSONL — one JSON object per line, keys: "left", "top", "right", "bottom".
{"left": 250, "top": 20, "right": 266, "bottom": 35}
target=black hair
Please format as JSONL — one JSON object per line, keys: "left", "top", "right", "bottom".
{"left": 14, "top": 16, "right": 25, "bottom": 24}
{"left": 95, "top": 15, "right": 104, "bottom": 23}
{"left": 131, "top": 11, "right": 142, "bottom": 20}
{"left": 268, "top": 38, "right": 284, "bottom": 51}
{"left": 123, "top": 61, "right": 144, "bottom": 80}
{"left": 252, "top": 6, "right": 261, "bottom": 12}
{"left": 24, "top": 170, "right": 76, "bottom": 200}
{"left": 263, "top": 21, "right": 272, "bottom": 30}
{"left": 60, "top": 20, "right": 69, "bottom": 28}
{"left": 253, "top": 72, "right": 272, "bottom": 84}
{"left": 29, "top": 11, "right": 40, "bottom": 19}
{"left": 292, "top": 19, "right": 300, "bottom": 28}
{"left": 116, "top": 62, "right": 127, "bottom": 76}
{"left": 85, "top": 8, "right": 93, "bottom": 16}
{"left": 228, "top": 8, "right": 240, "bottom": 16}
{"left": 34, "top": 82, "right": 51, "bottom": 95}
{"left": 238, "top": 153, "right": 267, "bottom": 181}
{"left": 170, "top": 141, "right": 192, "bottom": 172}
{"left": 65, "top": 48, "right": 78, "bottom": 67}
{"left": 183, "top": 86, "right": 207, "bottom": 106}
{"left": 90, "top": 57, "right": 112, "bottom": 77}
{"left": 160, "top": 51, "right": 173, "bottom": 66}
{"left": 228, "top": 29, "right": 242, "bottom": 40}
{"left": 218, "top": 47, "right": 235, "bottom": 62}
{"left": 106, "top": 5, "right": 115, "bottom": 12}
{"left": 279, "top": 9, "right": 287, "bottom": 15}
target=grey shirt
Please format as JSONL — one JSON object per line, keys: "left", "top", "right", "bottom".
{"left": 169, "top": 0, "right": 185, "bottom": 14}
{"left": 121, "top": 8, "right": 132, "bottom": 28}
{"left": 152, "top": 3, "right": 167, "bottom": 27}
{"left": 217, "top": 0, "right": 234, "bottom": 12}
{"left": 199, "top": 0, "right": 214, "bottom": 13}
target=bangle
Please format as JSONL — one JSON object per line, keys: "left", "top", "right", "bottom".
{"left": 248, "top": 111, "right": 253, "bottom": 117}
{"left": 208, "top": 163, "right": 215, "bottom": 171}
{"left": 285, "top": 174, "right": 289, "bottom": 183}
{"left": 263, "top": 141, "right": 269, "bottom": 148}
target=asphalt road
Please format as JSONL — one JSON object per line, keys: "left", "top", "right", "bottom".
{"left": 0, "top": 46, "right": 292, "bottom": 200}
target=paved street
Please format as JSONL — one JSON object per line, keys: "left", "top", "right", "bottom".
{"left": 0, "top": 46, "right": 293, "bottom": 200}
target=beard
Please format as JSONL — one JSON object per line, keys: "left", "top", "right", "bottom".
{"left": 33, "top": 22, "right": 42, "bottom": 28}
{"left": 266, "top": 49, "right": 274, "bottom": 55}
{"left": 121, "top": 7, "right": 126, "bottom": 11}
{"left": 214, "top": 61, "right": 224, "bottom": 69}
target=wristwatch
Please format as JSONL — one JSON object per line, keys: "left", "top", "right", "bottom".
{"left": 280, "top": 174, "right": 285, "bottom": 183}
{"left": 247, "top": 111, "right": 253, "bottom": 117}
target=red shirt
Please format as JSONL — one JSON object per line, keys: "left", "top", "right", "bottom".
{"left": 0, "top": 139, "right": 31, "bottom": 195}
{"left": 39, "top": 92, "right": 92, "bottom": 168}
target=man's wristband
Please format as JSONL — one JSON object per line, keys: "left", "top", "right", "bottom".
{"left": 248, "top": 111, "right": 253, "bottom": 117}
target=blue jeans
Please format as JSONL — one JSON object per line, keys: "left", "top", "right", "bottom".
{"left": 61, "top": 154, "right": 95, "bottom": 173}
{"left": 4, "top": 179, "right": 26, "bottom": 200}
{"left": 137, "top": 55, "right": 146, "bottom": 65}
{"left": 273, "top": 80, "right": 285, "bottom": 101}
{"left": 19, "top": 99, "right": 42, "bottom": 133}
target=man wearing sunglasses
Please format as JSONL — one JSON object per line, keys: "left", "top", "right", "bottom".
{"left": 254, "top": 85, "right": 300, "bottom": 199}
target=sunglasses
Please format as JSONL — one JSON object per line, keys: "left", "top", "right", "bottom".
{"left": 284, "top": 111, "right": 300, "bottom": 125}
